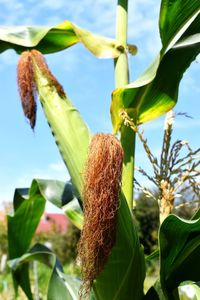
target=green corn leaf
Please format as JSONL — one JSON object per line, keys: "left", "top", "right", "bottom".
{"left": 29, "top": 179, "right": 75, "bottom": 208}
{"left": 190, "top": 283, "right": 200, "bottom": 299}
{"left": 179, "top": 282, "right": 200, "bottom": 300}
{"left": 7, "top": 178, "right": 76, "bottom": 299}
{"left": 93, "top": 193, "right": 145, "bottom": 300}
{"left": 111, "top": 3, "right": 200, "bottom": 133}
{"left": 0, "top": 21, "right": 122, "bottom": 58}
{"left": 145, "top": 248, "right": 159, "bottom": 262}
{"left": 191, "top": 208, "right": 200, "bottom": 220}
{"left": 33, "top": 61, "right": 91, "bottom": 195}
{"left": 9, "top": 174, "right": 145, "bottom": 299}
{"left": 159, "top": 0, "right": 200, "bottom": 50}
{"left": 63, "top": 199, "right": 83, "bottom": 230}
{"left": 159, "top": 214, "right": 200, "bottom": 300}
{"left": 144, "top": 280, "right": 165, "bottom": 300}
{"left": 13, "top": 187, "right": 29, "bottom": 211}
{"left": 7, "top": 187, "right": 45, "bottom": 299}
{"left": 8, "top": 179, "right": 78, "bottom": 258}
{"left": 8, "top": 243, "right": 80, "bottom": 300}
{"left": 8, "top": 192, "right": 45, "bottom": 259}
{"left": 31, "top": 178, "right": 83, "bottom": 230}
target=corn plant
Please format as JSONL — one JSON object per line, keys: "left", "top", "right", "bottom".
{"left": 122, "top": 110, "right": 200, "bottom": 223}
{"left": 0, "top": 0, "right": 200, "bottom": 299}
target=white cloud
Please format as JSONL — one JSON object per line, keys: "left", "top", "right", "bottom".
{"left": 49, "top": 161, "right": 66, "bottom": 172}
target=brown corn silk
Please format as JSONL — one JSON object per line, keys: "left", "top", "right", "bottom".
{"left": 17, "top": 51, "right": 36, "bottom": 129}
{"left": 77, "top": 133, "right": 124, "bottom": 298}
{"left": 17, "top": 50, "right": 65, "bottom": 129}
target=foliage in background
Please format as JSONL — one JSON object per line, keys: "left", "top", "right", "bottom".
{"left": 0, "top": 220, "right": 7, "bottom": 257}
{"left": 134, "top": 193, "right": 159, "bottom": 255}
{"left": 33, "top": 223, "right": 80, "bottom": 267}
{"left": 134, "top": 191, "right": 196, "bottom": 255}
{"left": 121, "top": 110, "right": 200, "bottom": 223}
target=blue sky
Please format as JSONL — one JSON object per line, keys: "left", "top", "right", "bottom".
{"left": 0, "top": 0, "right": 199, "bottom": 210}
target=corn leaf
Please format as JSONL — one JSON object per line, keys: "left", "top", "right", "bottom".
{"left": 159, "top": 214, "right": 200, "bottom": 300}
{"left": 111, "top": 2, "right": 200, "bottom": 133}
{"left": 8, "top": 243, "right": 80, "bottom": 300}
{"left": 9, "top": 177, "right": 145, "bottom": 299}
{"left": 63, "top": 199, "right": 84, "bottom": 230}
{"left": 29, "top": 179, "right": 75, "bottom": 208}
{"left": 191, "top": 208, "right": 200, "bottom": 220}
{"left": 0, "top": 21, "right": 122, "bottom": 58}
{"left": 7, "top": 178, "right": 76, "bottom": 299}
{"left": 31, "top": 179, "right": 83, "bottom": 229}
{"left": 190, "top": 283, "right": 200, "bottom": 299}
{"left": 144, "top": 280, "right": 165, "bottom": 300}
{"left": 33, "top": 63, "right": 91, "bottom": 194}
{"left": 159, "top": 0, "right": 200, "bottom": 50}
{"left": 7, "top": 186, "right": 45, "bottom": 299}
{"left": 94, "top": 193, "right": 145, "bottom": 300}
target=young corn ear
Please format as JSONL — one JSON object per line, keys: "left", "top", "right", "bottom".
{"left": 17, "top": 50, "right": 91, "bottom": 194}
{"left": 17, "top": 51, "right": 37, "bottom": 129}
{"left": 77, "top": 133, "right": 124, "bottom": 298}
{"left": 17, "top": 50, "right": 65, "bottom": 129}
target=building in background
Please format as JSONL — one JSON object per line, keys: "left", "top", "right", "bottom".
{"left": 36, "top": 213, "right": 69, "bottom": 234}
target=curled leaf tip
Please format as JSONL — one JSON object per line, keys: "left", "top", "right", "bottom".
{"left": 77, "top": 133, "right": 124, "bottom": 298}
{"left": 128, "top": 44, "right": 138, "bottom": 56}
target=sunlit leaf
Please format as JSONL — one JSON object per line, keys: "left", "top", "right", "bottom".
{"left": 111, "top": 3, "right": 200, "bottom": 133}
{"left": 0, "top": 21, "right": 122, "bottom": 58}
{"left": 63, "top": 199, "right": 83, "bottom": 230}
{"left": 144, "top": 280, "right": 165, "bottom": 300}
{"left": 179, "top": 281, "right": 200, "bottom": 300}
{"left": 190, "top": 283, "right": 200, "bottom": 299}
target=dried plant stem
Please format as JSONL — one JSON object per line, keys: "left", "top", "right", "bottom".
{"left": 175, "top": 199, "right": 200, "bottom": 210}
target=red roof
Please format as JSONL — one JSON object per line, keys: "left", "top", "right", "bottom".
{"left": 36, "top": 213, "right": 69, "bottom": 234}
{"left": 0, "top": 211, "right": 5, "bottom": 221}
